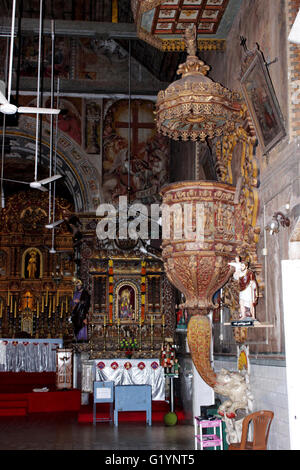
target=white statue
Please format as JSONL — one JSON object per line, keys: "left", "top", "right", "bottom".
{"left": 214, "top": 368, "right": 253, "bottom": 418}
{"left": 228, "top": 257, "right": 258, "bottom": 320}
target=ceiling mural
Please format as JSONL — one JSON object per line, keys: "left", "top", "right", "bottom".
{"left": 132, "top": 0, "right": 242, "bottom": 51}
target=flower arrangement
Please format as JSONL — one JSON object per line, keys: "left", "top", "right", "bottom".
{"left": 120, "top": 337, "right": 138, "bottom": 357}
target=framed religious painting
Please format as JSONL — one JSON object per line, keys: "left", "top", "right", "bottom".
{"left": 114, "top": 280, "right": 140, "bottom": 322}
{"left": 240, "top": 47, "right": 285, "bottom": 155}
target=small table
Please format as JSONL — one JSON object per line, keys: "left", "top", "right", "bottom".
{"left": 114, "top": 384, "right": 152, "bottom": 427}
{"left": 195, "top": 417, "right": 223, "bottom": 450}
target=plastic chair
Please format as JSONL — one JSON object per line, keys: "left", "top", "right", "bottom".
{"left": 228, "top": 410, "right": 274, "bottom": 450}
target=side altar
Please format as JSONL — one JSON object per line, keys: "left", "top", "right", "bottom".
{"left": 78, "top": 213, "right": 177, "bottom": 359}
{"left": 0, "top": 191, "right": 76, "bottom": 341}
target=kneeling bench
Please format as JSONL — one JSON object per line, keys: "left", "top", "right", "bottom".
{"left": 114, "top": 384, "right": 152, "bottom": 427}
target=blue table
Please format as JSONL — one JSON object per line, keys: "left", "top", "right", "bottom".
{"left": 114, "top": 384, "right": 152, "bottom": 427}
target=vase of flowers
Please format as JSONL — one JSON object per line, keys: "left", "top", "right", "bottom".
{"left": 120, "top": 337, "right": 138, "bottom": 358}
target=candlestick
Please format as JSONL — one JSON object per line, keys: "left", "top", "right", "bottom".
{"left": 103, "top": 323, "right": 106, "bottom": 352}
{"left": 139, "top": 321, "right": 142, "bottom": 351}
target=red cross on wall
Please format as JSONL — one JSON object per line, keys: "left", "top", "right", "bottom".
{"left": 114, "top": 100, "right": 155, "bottom": 158}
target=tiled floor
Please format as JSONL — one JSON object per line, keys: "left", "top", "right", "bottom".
{"left": 0, "top": 412, "right": 195, "bottom": 451}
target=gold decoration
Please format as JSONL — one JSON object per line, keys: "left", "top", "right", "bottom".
{"left": 155, "top": 25, "right": 241, "bottom": 142}
{"left": 215, "top": 110, "right": 262, "bottom": 343}
{"left": 161, "top": 181, "right": 242, "bottom": 386}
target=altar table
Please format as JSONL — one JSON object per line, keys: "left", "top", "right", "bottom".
{"left": 87, "top": 358, "right": 165, "bottom": 401}
{"left": 0, "top": 338, "right": 63, "bottom": 372}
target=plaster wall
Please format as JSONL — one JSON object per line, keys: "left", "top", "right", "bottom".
{"left": 214, "top": 358, "right": 290, "bottom": 450}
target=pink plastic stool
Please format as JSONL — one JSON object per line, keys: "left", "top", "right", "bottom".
{"left": 194, "top": 417, "right": 223, "bottom": 450}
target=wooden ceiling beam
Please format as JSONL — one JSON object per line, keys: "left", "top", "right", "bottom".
{"left": 0, "top": 18, "right": 137, "bottom": 39}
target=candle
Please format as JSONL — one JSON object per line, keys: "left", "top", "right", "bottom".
{"left": 151, "top": 315, "right": 153, "bottom": 326}
{"left": 0, "top": 302, "right": 2, "bottom": 319}
{"left": 56, "top": 290, "right": 59, "bottom": 305}
{"left": 104, "top": 315, "right": 106, "bottom": 326}
{"left": 60, "top": 302, "right": 63, "bottom": 318}
{"left": 49, "top": 298, "right": 52, "bottom": 317}
{"left": 14, "top": 301, "right": 17, "bottom": 318}
{"left": 37, "top": 301, "right": 39, "bottom": 318}
{"left": 118, "top": 318, "right": 120, "bottom": 326}
{"left": 42, "top": 295, "right": 44, "bottom": 313}
{"left": 10, "top": 294, "right": 13, "bottom": 312}
{"left": 139, "top": 316, "right": 142, "bottom": 326}
{"left": 46, "top": 288, "right": 49, "bottom": 306}
{"left": 66, "top": 296, "right": 68, "bottom": 313}
{"left": 162, "top": 314, "right": 165, "bottom": 326}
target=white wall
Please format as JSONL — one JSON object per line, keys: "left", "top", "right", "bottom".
{"left": 282, "top": 260, "right": 300, "bottom": 450}
{"left": 214, "top": 358, "right": 290, "bottom": 450}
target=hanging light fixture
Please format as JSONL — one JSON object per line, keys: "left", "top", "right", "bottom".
{"left": 155, "top": 25, "right": 241, "bottom": 142}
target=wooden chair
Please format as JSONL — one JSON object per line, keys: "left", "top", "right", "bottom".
{"left": 228, "top": 410, "right": 274, "bottom": 450}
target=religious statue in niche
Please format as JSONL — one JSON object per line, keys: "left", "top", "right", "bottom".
{"left": 228, "top": 257, "right": 258, "bottom": 321}
{"left": 23, "top": 248, "right": 41, "bottom": 279}
{"left": 116, "top": 283, "right": 137, "bottom": 321}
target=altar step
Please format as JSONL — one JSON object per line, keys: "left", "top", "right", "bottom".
{"left": 0, "top": 399, "right": 28, "bottom": 416}
{"left": 0, "top": 389, "right": 81, "bottom": 416}
{"left": 77, "top": 401, "right": 186, "bottom": 424}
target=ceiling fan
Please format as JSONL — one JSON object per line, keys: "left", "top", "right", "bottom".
{"left": 0, "top": 0, "right": 60, "bottom": 117}
{"left": 0, "top": 80, "right": 60, "bottom": 116}
{"left": 0, "top": 0, "right": 62, "bottom": 196}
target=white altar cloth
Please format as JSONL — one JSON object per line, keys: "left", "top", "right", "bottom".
{"left": 0, "top": 338, "right": 63, "bottom": 372}
{"left": 92, "top": 358, "right": 165, "bottom": 401}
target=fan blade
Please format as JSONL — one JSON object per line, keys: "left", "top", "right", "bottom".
{"left": 0, "top": 103, "right": 17, "bottom": 114}
{"left": 45, "top": 219, "right": 64, "bottom": 229}
{"left": 18, "top": 106, "right": 61, "bottom": 115}
{"left": 30, "top": 174, "right": 62, "bottom": 188}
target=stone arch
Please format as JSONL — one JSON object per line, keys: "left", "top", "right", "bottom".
{"left": 3, "top": 116, "right": 102, "bottom": 211}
